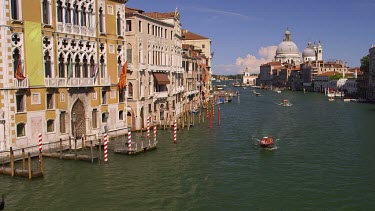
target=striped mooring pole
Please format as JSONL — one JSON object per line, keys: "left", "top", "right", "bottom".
{"left": 104, "top": 133, "right": 108, "bottom": 162}
{"left": 173, "top": 120, "right": 177, "bottom": 143}
{"left": 38, "top": 133, "right": 43, "bottom": 153}
{"left": 127, "top": 128, "right": 132, "bottom": 152}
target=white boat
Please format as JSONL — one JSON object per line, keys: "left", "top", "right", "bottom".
{"left": 279, "top": 99, "right": 292, "bottom": 107}
{"left": 329, "top": 96, "right": 334, "bottom": 101}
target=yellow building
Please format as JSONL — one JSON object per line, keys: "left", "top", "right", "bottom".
{"left": 0, "top": 0, "right": 128, "bottom": 151}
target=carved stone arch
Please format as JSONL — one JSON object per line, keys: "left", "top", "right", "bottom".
{"left": 71, "top": 99, "right": 86, "bottom": 139}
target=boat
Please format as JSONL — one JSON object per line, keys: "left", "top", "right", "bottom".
{"left": 259, "top": 136, "right": 275, "bottom": 148}
{"left": 255, "top": 92, "right": 261, "bottom": 96}
{"left": 279, "top": 99, "right": 292, "bottom": 107}
{"left": 191, "top": 108, "right": 199, "bottom": 114}
{"left": 0, "top": 194, "right": 4, "bottom": 210}
{"left": 328, "top": 96, "right": 334, "bottom": 101}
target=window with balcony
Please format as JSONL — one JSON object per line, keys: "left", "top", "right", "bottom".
{"left": 92, "top": 109, "right": 98, "bottom": 128}
{"left": 87, "top": 5, "right": 93, "bottom": 27}
{"left": 82, "top": 55, "right": 88, "bottom": 78}
{"left": 13, "top": 48, "right": 21, "bottom": 78}
{"left": 99, "top": 7, "right": 105, "bottom": 33}
{"left": 58, "top": 53, "right": 65, "bottom": 77}
{"left": 73, "top": 3, "right": 79, "bottom": 25}
{"left": 65, "top": 3, "right": 71, "bottom": 23}
{"left": 11, "top": 0, "right": 20, "bottom": 20}
{"left": 127, "top": 43, "right": 132, "bottom": 63}
{"left": 74, "top": 55, "right": 81, "bottom": 78}
{"left": 47, "top": 119, "right": 54, "bottom": 132}
{"left": 100, "top": 54, "right": 106, "bottom": 79}
{"left": 60, "top": 111, "right": 66, "bottom": 133}
{"left": 16, "top": 94, "right": 25, "bottom": 113}
{"left": 17, "top": 123, "right": 26, "bottom": 137}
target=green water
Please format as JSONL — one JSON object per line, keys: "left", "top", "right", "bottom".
{"left": 1, "top": 88, "right": 375, "bottom": 210}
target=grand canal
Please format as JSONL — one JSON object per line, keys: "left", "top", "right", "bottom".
{"left": 1, "top": 86, "right": 375, "bottom": 210}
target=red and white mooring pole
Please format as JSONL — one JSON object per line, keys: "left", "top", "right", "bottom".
{"left": 104, "top": 133, "right": 108, "bottom": 162}
{"left": 38, "top": 133, "right": 42, "bottom": 153}
{"left": 127, "top": 129, "right": 132, "bottom": 152}
{"left": 147, "top": 117, "right": 150, "bottom": 139}
{"left": 153, "top": 125, "right": 157, "bottom": 144}
{"left": 173, "top": 120, "right": 177, "bottom": 143}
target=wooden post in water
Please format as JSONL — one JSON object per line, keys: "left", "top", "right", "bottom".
{"left": 28, "top": 153, "right": 32, "bottom": 180}
{"left": 10, "top": 147, "right": 14, "bottom": 177}
{"left": 22, "top": 148, "right": 25, "bottom": 170}
{"left": 74, "top": 138, "right": 77, "bottom": 160}
{"left": 60, "top": 138, "right": 63, "bottom": 159}
{"left": 98, "top": 138, "right": 102, "bottom": 162}
{"left": 218, "top": 108, "right": 221, "bottom": 126}
{"left": 69, "top": 136, "right": 72, "bottom": 152}
{"left": 187, "top": 111, "right": 190, "bottom": 131}
{"left": 39, "top": 151, "right": 43, "bottom": 174}
{"left": 81, "top": 137, "right": 85, "bottom": 151}
{"left": 90, "top": 141, "right": 94, "bottom": 164}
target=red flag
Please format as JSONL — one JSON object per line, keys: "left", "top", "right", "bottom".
{"left": 117, "top": 61, "right": 128, "bottom": 94}
{"left": 15, "top": 55, "right": 26, "bottom": 80}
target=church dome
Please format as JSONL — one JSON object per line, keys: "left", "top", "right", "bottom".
{"left": 276, "top": 41, "right": 299, "bottom": 54}
{"left": 302, "top": 47, "right": 315, "bottom": 57}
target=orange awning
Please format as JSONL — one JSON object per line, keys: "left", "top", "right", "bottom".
{"left": 154, "top": 73, "right": 170, "bottom": 84}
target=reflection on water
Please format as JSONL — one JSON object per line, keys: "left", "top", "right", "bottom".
{"left": 1, "top": 88, "right": 375, "bottom": 210}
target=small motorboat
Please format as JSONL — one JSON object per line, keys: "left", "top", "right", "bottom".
{"left": 259, "top": 136, "right": 275, "bottom": 148}
{"left": 255, "top": 92, "right": 261, "bottom": 96}
{"left": 328, "top": 96, "right": 334, "bottom": 101}
{"left": 280, "top": 99, "right": 292, "bottom": 106}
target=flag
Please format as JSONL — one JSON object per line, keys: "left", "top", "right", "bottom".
{"left": 91, "top": 63, "right": 99, "bottom": 83}
{"left": 15, "top": 55, "right": 26, "bottom": 80}
{"left": 117, "top": 61, "right": 128, "bottom": 94}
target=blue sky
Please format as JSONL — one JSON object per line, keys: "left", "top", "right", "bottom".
{"left": 127, "top": 0, "right": 375, "bottom": 75}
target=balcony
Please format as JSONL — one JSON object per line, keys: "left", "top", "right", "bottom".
{"left": 56, "top": 23, "right": 95, "bottom": 37}
{"left": 128, "top": 63, "right": 134, "bottom": 71}
{"left": 100, "top": 77, "right": 111, "bottom": 86}
{"left": 13, "top": 78, "right": 29, "bottom": 89}
{"left": 45, "top": 78, "right": 95, "bottom": 88}
{"left": 139, "top": 63, "right": 146, "bottom": 71}
{"left": 154, "top": 91, "right": 168, "bottom": 99}
{"left": 177, "top": 86, "right": 184, "bottom": 93}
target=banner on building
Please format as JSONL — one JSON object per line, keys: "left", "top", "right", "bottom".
{"left": 25, "top": 21, "right": 44, "bottom": 86}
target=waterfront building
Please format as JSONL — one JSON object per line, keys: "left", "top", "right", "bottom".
{"left": 182, "top": 30, "right": 212, "bottom": 98}
{"left": 0, "top": 0, "right": 128, "bottom": 151}
{"left": 242, "top": 68, "right": 257, "bottom": 86}
{"left": 274, "top": 29, "right": 301, "bottom": 65}
{"left": 258, "top": 61, "right": 282, "bottom": 86}
{"left": 368, "top": 45, "right": 375, "bottom": 102}
{"left": 125, "top": 7, "right": 183, "bottom": 130}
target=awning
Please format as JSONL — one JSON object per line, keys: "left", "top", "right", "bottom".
{"left": 154, "top": 73, "right": 170, "bottom": 84}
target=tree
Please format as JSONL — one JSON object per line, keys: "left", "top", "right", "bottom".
{"left": 360, "top": 55, "right": 369, "bottom": 72}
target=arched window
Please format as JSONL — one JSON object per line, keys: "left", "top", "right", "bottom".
{"left": 11, "top": 0, "right": 20, "bottom": 20}
{"left": 65, "top": 2, "right": 71, "bottom": 23}
{"left": 58, "top": 53, "right": 65, "bottom": 77}
{"left": 90, "top": 56, "right": 95, "bottom": 78}
{"left": 117, "top": 56, "right": 122, "bottom": 78}
{"left": 13, "top": 48, "right": 21, "bottom": 78}
{"left": 81, "top": 5, "right": 86, "bottom": 26}
{"left": 99, "top": 7, "right": 104, "bottom": 33}
{"left": 82, "top": 55, "right": 88, "bottom": 78}
{"left": 42, "top": 0, "right": 50, "bottom": 24}
{"left": 119, "top": 110, "right": 124, "bottom": 120}
{"left": 66, "top": 54, "right": 72, "bottom": 78}
{"left": 17, "top": 122, "right": 26, "bottom": 137}
{"left": 128, "top": 82, "right": 133, "bottom": 98}
{"left": 73, "top": 3, "right": 79, "bottom": 25}
{"left": 87, "top": 5, "right": 93, "bottom": 27}
{"left": 47, "top": 119, "right": 54, "bottom": 132}
{"left": 116, "top": 11, "right": 121, "bottom": 36}
{"left": 57, "top": 0, "right": 63, "bottom": 22}
{"left": 44, "top": 51, "right": 52, "bottom": 78}
{"left": 74, "top": 54, "right": 80, "bottom": 78}
{"left": 127, "top": 43, "right": 132, "bottom": 63}
{"left": 100, "top": 54, "right": 105, "bottom": 78}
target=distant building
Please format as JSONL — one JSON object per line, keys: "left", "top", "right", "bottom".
{"left": 242, "top": 68, "right": 257, "bottom": 86}
{"left": 258, "top": 61, "right": 282, "bottom": 86}
{"left": 368, "top": 45, "right": 375, "bottom": 102}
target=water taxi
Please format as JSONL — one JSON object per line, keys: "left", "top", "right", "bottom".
{"left": 259, "top": 136, "right": 275, "bottom": 148}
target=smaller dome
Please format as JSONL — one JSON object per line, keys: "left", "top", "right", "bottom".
{"left": 303, "top": 47, "right": 315, "bottom": 57}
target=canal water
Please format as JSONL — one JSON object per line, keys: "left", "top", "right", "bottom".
{"left": 1, "top": 87, "right": 375, "bottom": 210}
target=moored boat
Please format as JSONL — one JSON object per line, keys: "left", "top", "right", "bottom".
{"left": 259, "top": 136, "right": 275, "bottom": 148}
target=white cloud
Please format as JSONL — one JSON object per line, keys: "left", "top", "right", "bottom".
{"left": 212, "top": 46, "right": 277, "bottom": 75}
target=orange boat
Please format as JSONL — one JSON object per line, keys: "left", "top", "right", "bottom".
{"left": 259, "top": 136, "right": 275, "bottom": 148}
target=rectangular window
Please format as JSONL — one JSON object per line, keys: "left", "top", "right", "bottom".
{"left": 42, "top": 0, "right": 50, "bottom": 24}
{"left": 148, "top": 23, "right": 150, "bottom": 34}
{"left": 165, "top": 29, "right": 167, "bottom": 38}
{"left": 60, "top": 111, "right": 66, "bottom": 133}
{"left": 139, "top": 21, "right": 142, "bottom": 32}
{"left": 119, "top": 90, "right": 125, "bottom": 103}
{"left": 102, "top": 91, "right": 107, "bottom": 104}
{"left": 92, "top": 109, "right": 98, "bottom": 128}
{"left": 47, "top": 119, "right": 54, "bottom": 132}
{"left": 92, "top": 91, "right": 97, "bottom": 100}
{"left": 16, "top": 94, "right": 25, "bottom": 112}
{"left": 202, "top": 44, "right": 205, "bottom": 49}
{"left": 110, "top": 89, "right": 116, "bottom": 99}
{"left": 109, "top": 44, "right": 115, "bottom": 54}
{"left": 47, "top": 93, "right": 54, "bottom": 109}
{"left": 119, "top": 110, "right": 124, "bottom": 120}
{"left": 11, "top": 0, "right": 20, "bottom": 20}
{"left": 31, "top": 93, "right": 41, "bottom": 105}
{"left": 148, "top": 104, "right": 151, "bottom": 114}
{"left": 126, "top": 20, "right": 132, "bottom": 31}
{"left": 60, "top": 92, "right": 65, "bottom": 102}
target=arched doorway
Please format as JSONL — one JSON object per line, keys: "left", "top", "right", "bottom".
{"left": 71, "top": 99, "right": 86, "bottom": 139}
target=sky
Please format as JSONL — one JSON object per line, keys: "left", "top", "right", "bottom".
{"left": 127, "top": 0, "right": 375, "bottom": 75}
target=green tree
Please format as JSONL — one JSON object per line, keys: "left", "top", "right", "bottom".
{"left": 360, "top": 55, "right": 369, "bottom": 72}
